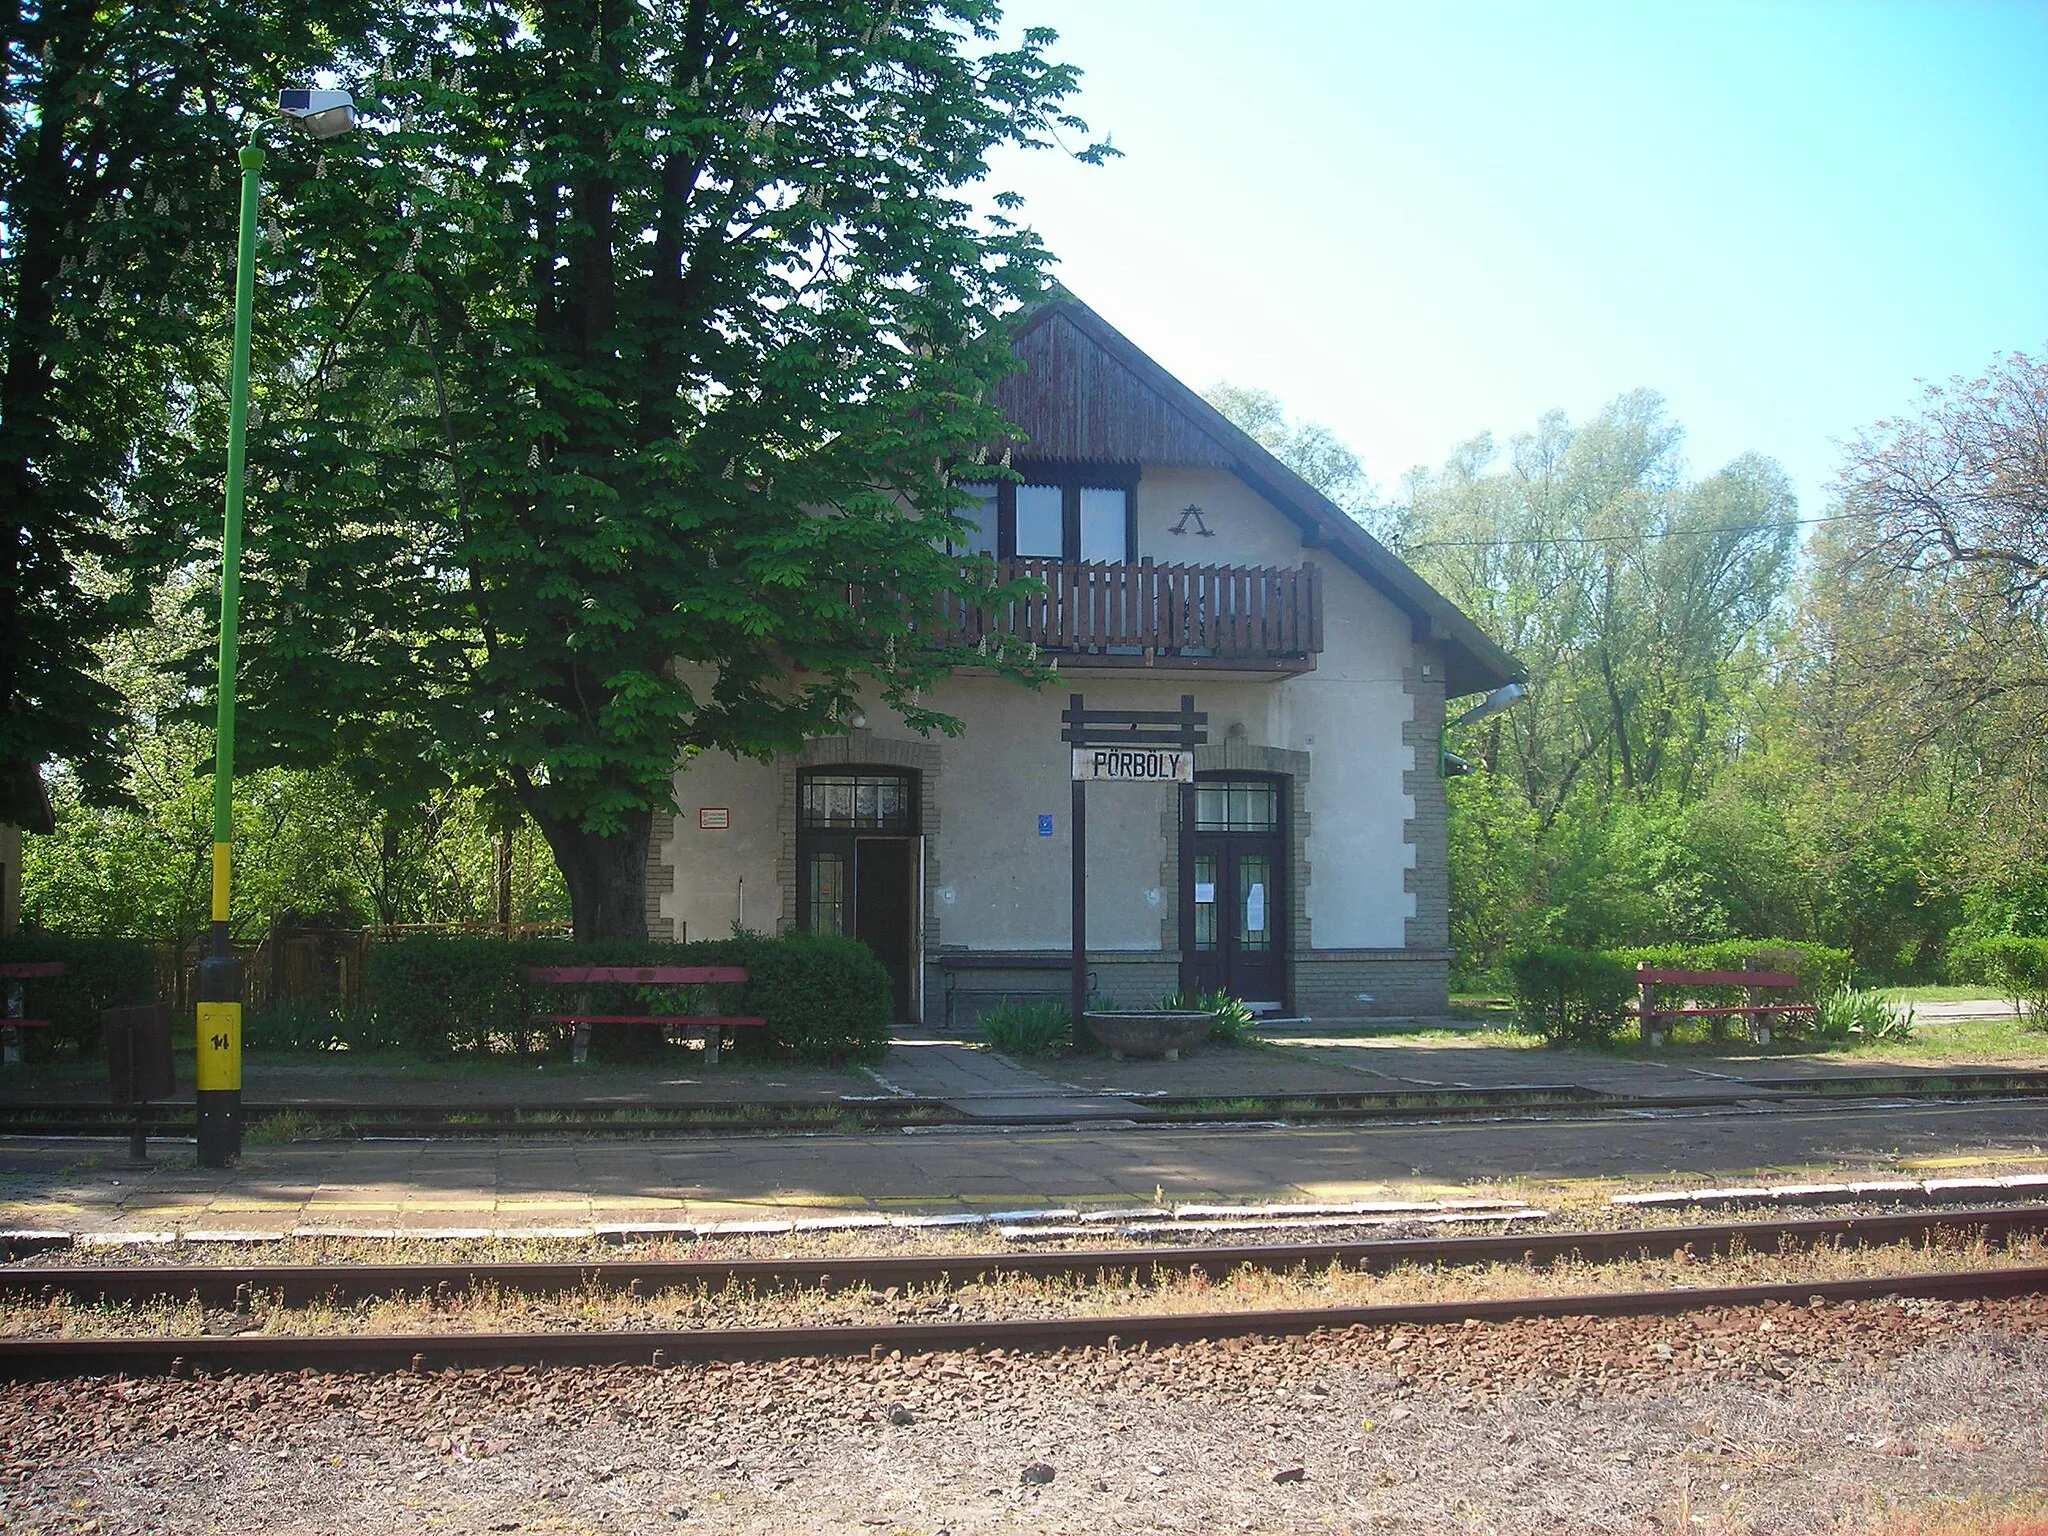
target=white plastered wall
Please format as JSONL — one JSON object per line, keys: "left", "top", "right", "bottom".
{"left": 657, "top": 464, "right": 1421, "bottom": 954}
{"left": 1137, "top": 466, "right": 1418, "bottom": 948}
{"left": 660, "top": 744, "right": 783, "bottom": 943}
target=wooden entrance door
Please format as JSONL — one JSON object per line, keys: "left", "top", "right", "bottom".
{"left": 797, "top": 768, "right": 919, "bottom": 1019}
{"left": 1187, "top": 775, "right": 1287, "bottom": 1007}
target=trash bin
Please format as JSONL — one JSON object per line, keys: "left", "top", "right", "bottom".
{"left": 103, "top": 1003, "right": 175, "bottom": 1161}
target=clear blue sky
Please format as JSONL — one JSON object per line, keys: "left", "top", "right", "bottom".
{"left": 987, "top": 0, "right": 2048, "bottom": 515}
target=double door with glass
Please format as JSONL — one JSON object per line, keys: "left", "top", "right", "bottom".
{"left": 1187, "top": 776, "right": 1286, "bottom": 1008}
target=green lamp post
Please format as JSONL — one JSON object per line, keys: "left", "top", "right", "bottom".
{"left": 195, "top": 88, "right": 357, "bottom": 1170}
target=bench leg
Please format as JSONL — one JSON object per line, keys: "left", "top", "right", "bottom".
{"left": 572, "top": 1022, "right": 590, "bottom": 1065}
{"left": 705, "top": 1027, "right": 722, "bottom": 1067}
{"left": 2, "top": 1024, "right": 18, "bottom": 1068}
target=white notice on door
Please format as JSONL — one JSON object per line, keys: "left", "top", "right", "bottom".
{"left": 1245, "top": 883, "right": 1267, "bottom": 932}
{"left": 1194, "top": 882, "right": 1216, "bottom": 905}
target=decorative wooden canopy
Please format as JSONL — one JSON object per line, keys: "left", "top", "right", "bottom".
{"left": 989, "top": 298, "right": 1522, "bottom": 698}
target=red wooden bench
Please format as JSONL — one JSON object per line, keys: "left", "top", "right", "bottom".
{"left": 0, "top": 961, "right": 63, "bottom": 1067}
{"left": 525, "top": 966, "right": 765, "bottom": 1065}
{"left": 1635, "top": 967, "right": 1816, "bottom": 1047}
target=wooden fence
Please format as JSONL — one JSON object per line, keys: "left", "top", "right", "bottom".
{"left": 155, "top": 922, "right": 571, "bottom": 1021}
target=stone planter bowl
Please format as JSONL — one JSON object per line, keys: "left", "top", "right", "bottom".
{"left": 1080, "top": 1010, "right": 1214, "bottom": 1061}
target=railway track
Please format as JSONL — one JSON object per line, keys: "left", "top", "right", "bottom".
{"left": 8, "top": 1204, "right": 2047, "bottom": 1305}
{"left": 3, "top": 1265, "right": 2039, "bottom": 1382}
{"left": 5, "top": 1206, "right": 2043, "bottom": 1381}
{"left": 2, "top": 1068, "right": 2044, "bottom": 1138}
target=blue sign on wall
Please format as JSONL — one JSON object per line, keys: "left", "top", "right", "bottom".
{"left": 1037, "top": 814, "right": 1054, "bottom": 837}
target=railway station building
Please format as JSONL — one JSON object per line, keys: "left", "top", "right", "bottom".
{"left": 646, "top": 297, "right": 1520, "bottom": 1026}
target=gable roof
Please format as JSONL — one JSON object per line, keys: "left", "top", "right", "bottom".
{"left": 991, "top": 297, "right": 1521, "bottom": 698}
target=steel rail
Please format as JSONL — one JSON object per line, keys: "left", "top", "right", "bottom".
{"left": 3, "top": 1076, "right": 2047, "bottom": 1139}
{"left": 4, "top": 1264, "right": 2042, "bottom": 1381}
{"left": 8, "top": 1205, "right": 2046, "bottom": 1308}
{"left": 5, "top": 1070, "right": 2043, "bottom": 1121}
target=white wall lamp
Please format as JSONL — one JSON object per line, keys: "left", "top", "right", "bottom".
{"left": 1453, "top": 681, "right": 1526, "bottom": 728}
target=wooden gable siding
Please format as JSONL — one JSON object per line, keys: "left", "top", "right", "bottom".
{"left": 992, "top": 311, "right": 1238, "bottom": 467}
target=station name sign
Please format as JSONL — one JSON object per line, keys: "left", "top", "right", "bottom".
{"left": 1071, "top": 747, "right": 1193, "bottom": 783}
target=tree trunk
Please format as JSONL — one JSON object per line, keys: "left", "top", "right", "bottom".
{"left": 531, "top": 806, "right": 658, "bottom": 1062}
{"left": 533, "top": 808, "right": 654, "bottom": 942}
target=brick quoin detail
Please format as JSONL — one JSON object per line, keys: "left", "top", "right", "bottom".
{"left": 1402, "top": 654, "right": 1449, "bottom": 953}
{"left": 643, "top": 811, "right": 679, "bottom": 941}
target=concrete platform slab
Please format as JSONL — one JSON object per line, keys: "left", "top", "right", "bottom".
{"left": 0, "top": 1096, "right": 2045, "bottom": 1240}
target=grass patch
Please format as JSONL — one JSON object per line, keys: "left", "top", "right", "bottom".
{"left": 244, "top": 1111, "right": 321, "bottom": 1144}
{"left": 1871, "top": 986, "right": 2013, "bottom": 1004}
{"left": 1620, "top": 1013, "right": 2044, "bottom": 1066}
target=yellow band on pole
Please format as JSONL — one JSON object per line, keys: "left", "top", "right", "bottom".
{"left": 211, "top": 842, "right": 231, "bottom": 923}
{"left": 195, "top": 1001, "right": 242, "bottom": 1091}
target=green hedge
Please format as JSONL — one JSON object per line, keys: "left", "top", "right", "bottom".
{"left": 1959, "top": 936, "right": 2048, "bottom": 1030}
{"left": 0, "top": 934, "right": 156, "bottom": 1058}
{"left": 1506, "top": 946, "right": 1634, "bottom": 1047}
{"left": 1607, "top": 939, "right": 1854, "bottom": 1003}
{"left": 365, "top": 933, "right": 892, "bottom": 1063}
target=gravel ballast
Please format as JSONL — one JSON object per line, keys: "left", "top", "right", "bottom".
{"left": 3, "top": 1295, "right": 2043, "bottom": 1534}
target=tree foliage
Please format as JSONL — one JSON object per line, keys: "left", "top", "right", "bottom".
{"left": 0, "top": 0, "right": 376, "bottom": 816}
{"left": 135, "top": 0, "right": 1101, "bottom": 940}
{"left": 1411, "top": 391, "right": 1797, "bottom": 824}
{"left": 1797, "top": 351, "right": 2048, "bottom": 865}
{"left": 1391, "top": 380, "right": 2024, "bottom": 982}
{"left": 21, "top": 570, "right": 566, "bottom": 946}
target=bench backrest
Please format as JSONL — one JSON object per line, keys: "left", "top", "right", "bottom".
{"left": 1635, "top": 968, "right": 1799, "bottom": 989}
{"left": 0, "top": 961, "right": 66, "bottom": 979}
{"left": 526, "top": 965, "right": 748, "bottom": 986}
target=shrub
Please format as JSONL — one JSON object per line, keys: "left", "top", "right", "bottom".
{"left": 365, "top": 932, "right": 891, "bottom": 1063}
{"left": 1158, "top": 988, "right": 1257, "bottom": 1044}
{"left": 365, "top": 935, "right": 538, "bottom": 1055}
{"left": 243, "top": 997, "right": 386, "bottom": 1054}
{"left": 1506, "top": 946, "right": 1634, "bottom": 1047}
{"left": 699, "top": 931, "right": 892, "bottom": 1064}
{"left": 1813, "top": 986, "right": 1915, "bottom": 1043}
{"left": 1960, "top": 936, "right": 2048, "bottom": 1031}
{"left": 0, "top": 934, "right": 156, "bottom": 1058}
{"left": 978, "top": 999, "right": 1071, "bottom": 1056}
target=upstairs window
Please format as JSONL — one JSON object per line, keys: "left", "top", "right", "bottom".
{"left": 952, "top": 462, "right": 1136, "bottom": 563}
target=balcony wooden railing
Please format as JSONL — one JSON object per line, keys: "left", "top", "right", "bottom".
{"left": 932, "top": 557, "right": 1322, "bottom": 670}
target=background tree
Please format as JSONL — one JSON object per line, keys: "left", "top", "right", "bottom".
{"left": 1203, "top": 381, "right": 1407, "bottom": 547}
{"left": 21, "top": 569, "right": 566, "bottom": 948}
{"left": 142, "top": 0, "right": 1104, "bottom": 942}
{"left": 0, "top": 0, "right": 374, "bottom": 818}
{"left": 1809, "top": 351, "right": 2048, "bottom": 859}
{"left": 1408, "top": 392, "right": 1797, "bottom": 821}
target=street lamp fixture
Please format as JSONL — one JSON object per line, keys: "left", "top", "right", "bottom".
{"left": 278, "top": 88, "right": 358, "bottom": 140}
{"left": 1453, "top": 681, "right": 1526, "bottom": 729}
{"left": 196, "top": 87, "right": 356, "bottom": 1169}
